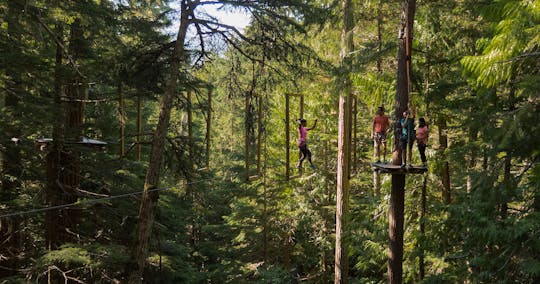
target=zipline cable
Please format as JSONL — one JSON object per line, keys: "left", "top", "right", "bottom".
{"left": 0, "top": 162, "right": 289, "bottom": 220}
{"left": 0, "top": 177, "right": 218, "bottom": 220}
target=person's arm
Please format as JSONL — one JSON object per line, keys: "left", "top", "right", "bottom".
{"left": 307, "top": 119, "right": 318, "bottom": 130}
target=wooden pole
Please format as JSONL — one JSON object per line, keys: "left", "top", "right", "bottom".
{"left": 187, "top": 92, "right": 193, "bottom": 157}
{"left": 285, "top": 93, "right": 290, "bottom": 181}
{"left": 257, "top": 94, "right": 263, "bottom": 175}
{"left": 389, "top": 0, "right": 416, "bottom": 283}
{"left": 137, "top": 94, "right": 142, "bottom": 161}
{"left": 206, "top": 89, "right": 212, "bottom": 168}
{"left": 300, "top": 93, "right": 304, "bottom": 119}
{"left": 419, "top": 174, "right": 427, "bottom": 279}
{"left": 118, "top": 82, "right": 125, "bottom": 157}
{"left": 245, "top": 93, "right": 250, "bottom": 182}
{"left": 353, "top": 95, "right": 357, "bottom": 172}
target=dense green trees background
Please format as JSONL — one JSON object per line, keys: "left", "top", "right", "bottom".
{"left": 1, "top": 0, "right": 539, "bottom": 283}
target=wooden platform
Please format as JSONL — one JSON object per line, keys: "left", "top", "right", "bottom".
{"left": 370, "top": 162, "right": 428, "bottom": 174}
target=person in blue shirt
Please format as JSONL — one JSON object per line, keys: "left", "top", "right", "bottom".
{"left": 399, "top": 110, "right": 415, "bottom": 167}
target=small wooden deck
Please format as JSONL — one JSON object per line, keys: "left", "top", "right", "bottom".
{"left": 370, "top": 162, "right": 428, "bottom": 174}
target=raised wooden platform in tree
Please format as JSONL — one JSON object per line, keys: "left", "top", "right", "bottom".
{"left": 370, "top": 162, "right": 427, "bottom": 174}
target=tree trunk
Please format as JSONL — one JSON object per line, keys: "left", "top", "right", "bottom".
{"left": 137, "top": 94, "right": 142, "bottom": 161}
{"left": 245, "top": 92, "right": 251, "bottom": 181}
{"left": 419, "top": 175, "right": 427, "bottom": 280}
{"left": 0, "top": 1, "right": 23, "bottom": 276}
{"left": 206, "top": 89, "right": 212, "bottom": 168}
{"left": 335, "top": 0, "right": 354, "bottom": 282}
{"left": 285, "top": 93, "right": 290, "bottom": 180}
{"left": 389, "top": 1, "right": 416, "bottom": 283}
{"left": 128, "top": 2, "right": 190, "bottom": 281}
{"left": 45, "top": 23, "right": 64, "bottom": 250}
{"left": 257, "top": 95, "right": 263, "bottom": 175}
{"left": 118, "top": 82, "right": 125, "bottom": 157}
{"left": 438, "top": 118, "right": 451, "bottom": 204}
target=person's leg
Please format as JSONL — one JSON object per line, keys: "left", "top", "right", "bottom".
{"left": 374, "top": 138, "right": 379, "bottom": 162}
{"left": 400, "top": 136, "right": 407, "bottom": 166}
{"left": 307, "top": 149, "right": 315, "bottom": 169}
{"left": 408, "top": 140, "right": 413, "bottom": 166}
{"left": 297, "top": 146, "right": 306, "bottom": 168}
{"left": 381, "top": 133, "right": 387, "bottom": 163}
{"left": 418, "top": 143, "right": 426, "bottom": 165}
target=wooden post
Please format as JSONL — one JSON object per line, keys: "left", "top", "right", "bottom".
{"left": 137, "top": 94, "right": 142, "bottom": 161}
{"left": 245, "top": 93, "right": 250, "bottom": 182}
{"left": 257, "top": 94, "right": 263, "bottom": 175}
{"left": 374, "top": 170, "right": 381, "bottom": 196}
{"left": 300, "top": 93, "right": 304, "bottom": 119}
{"left": 388, "top": 0, "right": 416, "bottom": 283}
{"left": 187, "top": 92, "right": 193, "bottom": 157}
{"left": 353, "top": 95, "right": 357, "bottom": 172}
{"left": 206, "top": 89, "right": 212, "bottom": 168}
{"left": 285, "top": 93, "right": 290, "bottom": 181}
{"left": 419, "top": 175, "right": 427, "bottom": 279}
{"left": 118, "top": 82, "right": 125, "bottom": 157}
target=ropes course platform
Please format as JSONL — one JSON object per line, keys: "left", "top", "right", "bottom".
{"left": 370, "top": 162, "right": 428, "bottom": 174}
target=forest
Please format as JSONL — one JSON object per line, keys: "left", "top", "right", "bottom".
{"left": 1, "top": 0, "right": 539, "bottom": 283}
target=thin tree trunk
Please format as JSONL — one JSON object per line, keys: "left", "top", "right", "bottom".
{"left": 352, "top": 95, "right": 357, "bottom": 172}
{"left": 0, "top": 1, "right": 23, "bottom": 275}
{"left": 389, "top": 1, "right": 416, "bottom": 283}
{"left": 45, "top": 23, "right": 64, "bottom": 250}
{"left": 118, "top": 82, "right": 125, "bottom": 157}
{"left": 206, "top": 89, "right": 212, "bottom": 168}
{"left": 419, "top": 175, "right": 427, "bottom": 280}
{"left": 128, "top": 2, "right": 190, "bottom": 281}
{"left": 285, "top": 93, "right": 290, "bottom": 180}
{"left": 335, "top": 0, "right": 354, "bottom": 282}
{"left": 187, "top": 92, "right": 193, "bottom": 160}
{"left": 438, "top": 118, "right": 451, "bottom": 204}
{"left": 257, "top": 95, "right": 263, "bottom": 175}
{"left": 245, "top": 92, "right": 250, "bottom": 181}
{"left": 137, "top": 94, "right": 142, "bottom": 161}
{"left": 377, "top": 0, "right": 383, "bottom": 73}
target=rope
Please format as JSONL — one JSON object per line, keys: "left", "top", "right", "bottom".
{"left": 0, "top": 178, "right": 217, "bottom": 220}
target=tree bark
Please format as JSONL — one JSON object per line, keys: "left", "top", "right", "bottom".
{"left": 419, "top": 175, "right": 427, "bottom": 280}
{"left": 335, "top": 0, "right": 354, "bottom": 282}
{"left": 128, "top": 2, "right": 190, "bottom": 281}
{"left": 45, "top": 23, "right": 64, "bottom": 250}
{"left": 118, "top": 82, "right": 125, "bottom": 157}
{"left": 257, "top": 94, "right": 263, "bottom": 175}
{"left": 245, "top": 92, "right": 251, "bottom": 181}
{"left": 389, "top": 1, "right": 416, "bottom": 283}
{"left": 206, "top": 89, "right": 212, "bottom": 168}
{"left": 285, "top": 93, "right": 290, "bottom": 180}
{"left": 438, "top": 118, "right": 451, "bottom": 204}
{"left": 137, "top": 94, "right": 142, "bottom": 161}
{"left": 0, "top": 1, "right": 23, "bottom": 276}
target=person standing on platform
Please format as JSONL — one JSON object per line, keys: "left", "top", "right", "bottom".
{"left": 371, "top": 106, "right": 390, "bottom": 163}
{"left": 416, "top": 117, "right": 428, "bottom": 167}
{"left": 399, "top": 110, "right": 415, "bottom": 167}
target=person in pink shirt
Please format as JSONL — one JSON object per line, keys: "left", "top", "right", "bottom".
{"left": 371, "top": 106, "right": 390, "bottom": 163}
{"left": 416, "top": 117, "right": 428, "bottom": 166}
{"left": 297, "top": 118, "right": 317, "bottom": 170}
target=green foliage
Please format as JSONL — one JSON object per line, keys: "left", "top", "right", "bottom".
{"left": 2, "top": 0, "right": 540, "bottom": 283}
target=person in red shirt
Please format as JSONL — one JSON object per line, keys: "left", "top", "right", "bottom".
{"left": 371, "top": 106, "right": 390, "bottom": 163}
{"left": 416, "top": 117, "right": 428, "bottom": 167}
